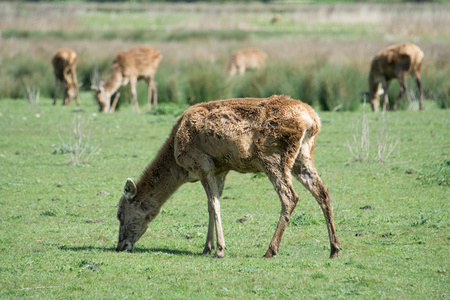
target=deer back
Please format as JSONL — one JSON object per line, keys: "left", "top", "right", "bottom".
{"left": 370, "top": 43, "right": 424, "bottom": 80}
{"left": 52, "top": 48, "right": 77, "bottom": 83}
{"left": 174, "top": 95, "right": 318, "bottom": 174}
{"left": 115, "top": 46, "right": 163, "bottom": 79}
{"left": 231, "top": 48, "right": 267, "bottom": 69}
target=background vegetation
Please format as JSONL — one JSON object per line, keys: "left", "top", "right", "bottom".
{"left": 0, "top": 2, "right": 448, "bottom": 111}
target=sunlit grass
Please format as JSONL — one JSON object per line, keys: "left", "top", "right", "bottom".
{"left": 0, "top": 97, "right": 448, "bottom": 298}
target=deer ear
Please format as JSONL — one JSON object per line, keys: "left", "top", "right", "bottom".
{"left": 123, "top": 178, "right": 137, "bottom": 200}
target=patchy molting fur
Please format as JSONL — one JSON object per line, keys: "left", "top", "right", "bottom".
{"left": 116, "top": 95, "right": 341, "bottom": 259}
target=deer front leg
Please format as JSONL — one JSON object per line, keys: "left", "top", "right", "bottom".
{"left": 203, "top": 200, "right": 215, "bottom": 255}
{"left": 176, "top": 147, "right": 227, "bottom": 257}
{"left": 203, "top": 173, "right": 227, "bottom": 255}
{"left": 129, "top": 77, "right": 140, "bottom": 113}
{"left": 146, "top": 78, "right": 158, "bottom": 113}
{"left": 201, "top": 172, "right": 226, "bottom": 258}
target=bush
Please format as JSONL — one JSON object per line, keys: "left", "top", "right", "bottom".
{"left": 1, "top": 54, "right": 447, "bottom": 112}
{"left": 0, "top": 56, "right": 53, "bottom": 100}
{"left": 185, "top": 61, "right": 232, "bottom": 104}
{"left": 423, "top": 70, "right": 450, "bottom": 109}
{"left": 316, "top": 65, "right": 365, "bottom": 112}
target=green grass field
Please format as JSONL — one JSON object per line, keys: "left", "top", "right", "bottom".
{"left": 0, "top": 96, "right": 448, "bottom": 298}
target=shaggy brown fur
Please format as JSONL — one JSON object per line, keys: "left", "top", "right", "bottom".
{"left": 52, "top": 48, "right": 80, "bottom": 106}
{"left": 368, "top": 43, "right": 424, "bottom": 112}
{"left": 116, "top": 95, "right": 341, "bottom": 259}
{"left": 93, "top": 46, "right": 162, "bottom": 113}
{"left": 227, "top": 48, "right": 267, "bottom": 76}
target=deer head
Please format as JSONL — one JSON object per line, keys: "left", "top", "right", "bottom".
{"left": 90, "top": 67, "right": 111, "bottom": 112}
{"left": 116, "top": 179, "right": 151, "bottom": 253}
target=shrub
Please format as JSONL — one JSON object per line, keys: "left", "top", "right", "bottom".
{"left": 185, "top": 61, "right": 231, "bottom": 104}
{"left": 423, "top": 70, "right": 450, "bottom": 109}
{"left": 0, "top": 56, "right": 53, "bottom": 100}
{"left": 316, "top": 65, "right": 365, "bottom": 112}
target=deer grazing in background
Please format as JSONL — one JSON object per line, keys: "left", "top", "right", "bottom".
{"left": 271, "top": 14, "right": 281, "bottom": 24}
{"left": 368, "top": 43, "right": 424, "bottom": 112}
{"left": 52, "top": 48, "right": 80, "bottom": 106}
{"left": 115, "top": 95, "right": 341, "bottom": 259}
{"left": 227, "top": 48, "right": 267, "bottom": 76}
{"left": 91, "top": 46, "right": 162, "bottom": 113}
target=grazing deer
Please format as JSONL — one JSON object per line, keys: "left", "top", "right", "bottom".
{"left": 52, "top": 48, "right": 80, "bottom": 106}
{"left": 227, "top": 48, "right": 267, "bottom": 76}
{"left": 115, "top": 95, "right": 341, "bottom": 259}
{"left": 271, "top": 14, "right": 281, "bottom": 24}
{"left": 92, "top": 46, "right": 162, "bottom": 113}
{"left": 368, "top": 43, "right": 424, "bottom": 112}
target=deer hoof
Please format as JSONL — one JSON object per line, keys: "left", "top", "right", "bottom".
{"left": 330, "top": 244, "right": 341, "bottom": 259}
{"left": 202, "top": 246, "right": 213, "bottom": 255}
{"left": 263, "top": 248, "right": 277, "bottom": 258}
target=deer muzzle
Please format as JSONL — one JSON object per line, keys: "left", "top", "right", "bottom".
{"left": 116, "top": 240, "right": 135, "bottom": 253}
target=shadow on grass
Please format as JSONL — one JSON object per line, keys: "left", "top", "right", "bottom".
{"left": 58, "top": 245, "right": 199, "bottom": 256}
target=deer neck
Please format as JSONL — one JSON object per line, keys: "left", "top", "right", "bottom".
{"left": 135, "top": 126, "right": 190, "bottom": 220}
{"left": 103, "top": 69, "right": 124, "bottom": 95}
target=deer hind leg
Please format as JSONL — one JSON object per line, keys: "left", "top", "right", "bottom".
{"left": 381, "top": 79, "right": 390, "bottom": 112}
{"left": 392, "top": 74, "right": 408, "bottom": 111}
{"left": 71, "top": 67, "right": 81, "bottom": 106}
{"left": 53, "top": 78, "right": 60, "bottom": 105}
{"left": 146, "top": 77, "right": 158, "bottom": 113}
{"left": 292, "top": 145, "right": 341, "bottom": 258}
{"left": 63, "top": 69, "right": 73, "bottom": 105}
{"left": 129, "top": 77, "right": 140, "bottom": 113}
{"left": 258, "top": 153, "right": 299, "bottom": 258}
{"left": 238, "top": 65, "right": 246, "bottom": 75}
{"left": 152, "top": 81, "right": 158, "bottom": 109}
{"left": 415, "top": 75, "right": 423, "bottom": 110}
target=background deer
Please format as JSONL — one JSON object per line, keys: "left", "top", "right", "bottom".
{"left": 52, "top": 48, "right": 80, "bottom": 106}
{"left": 368, "top": 43, "right": 424, "bottom": 112}
{"left": 92, "top": 46, "right": 162, "bottom": 113}
{"left": 227, "top": 48, "right": 267, "bottom": 76}
{"left": 115, "top": 95, "right": 341, "bottom": 259}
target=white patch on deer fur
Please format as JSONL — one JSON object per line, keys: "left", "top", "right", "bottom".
{"left": 300, "top": 172, "right": 313, "bottom": 190}
{"left": 124, "top": 241, "right": 135, "bottom": 252}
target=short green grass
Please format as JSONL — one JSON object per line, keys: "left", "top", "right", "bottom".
{"left": 0, "top": 96, "right": 448, "bottom": 298}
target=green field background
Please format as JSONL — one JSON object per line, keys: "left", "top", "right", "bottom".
{"left": 0, "top": 1, "right": 449, "bottom": 109}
